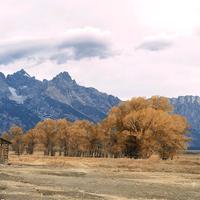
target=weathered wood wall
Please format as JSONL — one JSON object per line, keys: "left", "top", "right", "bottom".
{"left": 0, "top": 139, "right": 10, "bottom": 164}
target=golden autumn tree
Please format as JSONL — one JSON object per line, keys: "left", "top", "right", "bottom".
{"left": 99, "top": 119, "right": 129, "bottom": 158}
{"left": 8, "top": 125, "right": 24, "bottom": 155}
{"left": 35, "top": 119, "right": 58, "bottom": 156}
{"left": 157, "top": 114, "right": 189, "bottom": 159}
{"left": 149, "top": 95, "right": 173, "bottom": 112}
{"left": 24, "top": 129, "right": 37, "bottom": 154}
{"left": 77, "top": 120, "right": 101, "bottom": 157}
{"left": 68, "top": 120, "right": 91, "bottom": 156}
{"left": 56, "top": 119, "right": 71, "bottom": 156}
{"left": 106, "top": 96, "right": 189, "bottom": 159}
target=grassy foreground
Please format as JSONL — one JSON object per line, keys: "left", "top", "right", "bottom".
{"left": 0, "top": 153, "right": 200, "bottom": 200}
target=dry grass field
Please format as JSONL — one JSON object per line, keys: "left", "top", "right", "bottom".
{"left": 0, "top": 153, "right": 200, "bottom": 200}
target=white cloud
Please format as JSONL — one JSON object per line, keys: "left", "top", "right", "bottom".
{"left": 0, "top": 27, "right": 113, "bottom": 65}
{"left": 136, "top": 34, "right": 175, "bottom": 51}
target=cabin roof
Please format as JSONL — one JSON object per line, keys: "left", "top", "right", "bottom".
{"left": 0, "top": 137, "right": 12, "bottom": 144}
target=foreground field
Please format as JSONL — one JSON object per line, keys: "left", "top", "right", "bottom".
{"left": 0, "top": 154, "right": 200, "bottom": 200}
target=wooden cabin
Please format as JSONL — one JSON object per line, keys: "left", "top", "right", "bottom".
{"left": 0, "top": 137, "right": 11, "bottom": 164}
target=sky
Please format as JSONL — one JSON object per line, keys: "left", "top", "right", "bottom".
{"left": 0, "top": 0, "right": 200, "bottom": 100}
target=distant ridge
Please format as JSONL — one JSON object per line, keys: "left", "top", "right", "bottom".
{"left": 170, "top": 96, "right": 200, "bottom": 149}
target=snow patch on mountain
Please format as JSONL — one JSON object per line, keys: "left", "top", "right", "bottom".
{"left": 8, "top": 87, "right": 26, "bottom": 104}
{"left": 24, "top": 72, "right": 31, "bottom": 78}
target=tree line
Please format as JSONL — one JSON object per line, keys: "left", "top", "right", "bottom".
{"left": 2, "top": 96, "right": 190, "bottom": 160}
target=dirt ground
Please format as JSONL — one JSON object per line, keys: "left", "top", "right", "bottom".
{"left": 0, "top": 154, "right": 200, "bottom": 200}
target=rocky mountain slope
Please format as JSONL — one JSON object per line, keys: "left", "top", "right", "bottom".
{"left": 0, "top": 69, "right": 120, "bottom": 132}
{"left": 171, "top": 96, "right": 200, "bottom": 149}
{"left": 0, "top": 69, "right": 199, "bottom": 149}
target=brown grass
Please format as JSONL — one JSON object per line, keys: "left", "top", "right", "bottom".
{"left": 9, "top": 152, "right": 200, "bottom": 174}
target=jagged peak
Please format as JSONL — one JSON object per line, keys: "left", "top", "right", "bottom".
{"left": 52, "top": 71, "right": 76, "bottom": 83}
{"left": 57, "top": 71, "right": 71, "bottom": 78}
{"left": 16, "top": 69, "right": 31, "bottom": 77}
{"left": 0, "top": 72, "right": 5, "bottom": 80}
{"left": 8, "top": 69, "right": 31, "bottom": 78}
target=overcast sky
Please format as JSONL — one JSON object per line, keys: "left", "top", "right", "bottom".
{"left": 0, "top": 0, "right": 200, "bottom": 99}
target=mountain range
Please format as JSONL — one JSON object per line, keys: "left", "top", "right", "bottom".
{"left": 0, "top": 69, "right": 199, "bottom": 149}
{"left": 0, "top": 69, "right": 119, "bottom": 131}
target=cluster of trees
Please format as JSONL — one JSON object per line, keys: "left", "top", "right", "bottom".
{"left": 2, "top": 97, "right": 190, "bottom": 160}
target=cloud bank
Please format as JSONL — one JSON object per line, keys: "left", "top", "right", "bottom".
{"left": 0, "top": 27, "right": 113, "bottom": 65}
{"left": 136, "top": 34, "right": 173, "bottom": 51}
